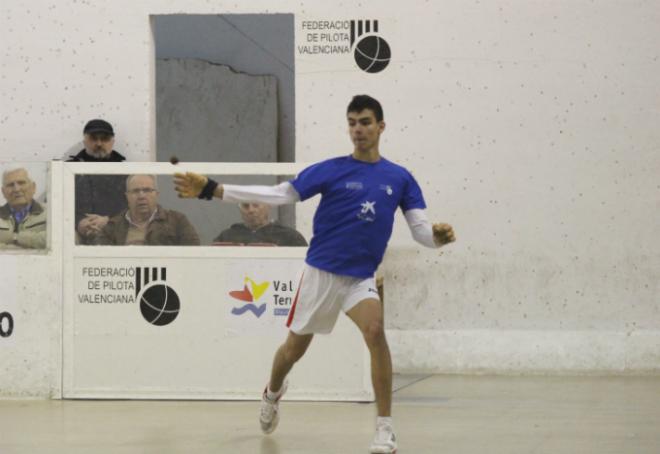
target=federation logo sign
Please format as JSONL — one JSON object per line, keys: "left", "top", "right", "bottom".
{"left": 135, "top": 267, "right": 181, "bottom": 326}
{"left": 350, "top": 20, "right": 391, "bottom": 73}
{"left": 229, "top": 277, "right": 270, "bottom": 318}
{"left": 299, "top": 19, "right": 392, "bottom": 74}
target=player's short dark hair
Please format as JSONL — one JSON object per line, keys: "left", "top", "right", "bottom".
{"left": 347, "top": 95, "right": 384, "bottom": 122}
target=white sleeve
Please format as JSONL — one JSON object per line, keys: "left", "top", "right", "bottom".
{"left": 222, "top": 181, "right": 301, "bottom": 205}
{"left": 404, "top": 208, "right": 438, "bottom": 248}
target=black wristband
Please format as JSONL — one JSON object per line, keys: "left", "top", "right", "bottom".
{"left": 198, "top": 178, "right": 219, "bottom": 200}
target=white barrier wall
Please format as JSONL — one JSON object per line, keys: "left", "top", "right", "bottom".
{"left": 1, "top": 1, "right": 659, "bottom": 398}
{"left": 66, "top": 254, "right": 370, "bottom": 400}
{"left": 60, "top": 163, "right": 371, "bottom": 400}
{"left": 0, "top": 161, "right": 373, "bottom": 399}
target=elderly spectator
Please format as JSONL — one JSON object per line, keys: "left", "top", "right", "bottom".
{"left": 69, "top": 119, "right": 128, "bottom": 244}
{"left": 95, "top": 175, "right": 199, "bottom": 246}
{"left": 0, "top": 168, "right": 47, "bottom": 249}
{"left": 214, "top": 202, "right": 307, "bottom": 246}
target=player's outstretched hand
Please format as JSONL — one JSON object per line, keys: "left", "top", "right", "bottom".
{"left": 432, "top": 223, "right": 456, "bottom": 247}
{"left": 173, "top": 172, "right": 208, "bottom": 198}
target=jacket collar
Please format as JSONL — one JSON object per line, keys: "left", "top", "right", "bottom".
{"left": 124, "top": 205, "right": 166, "bottom": 227}
{"left": 68, "top": 149, "right": 126, "bottom": 162}
{"left": 0, "top": 200, "right": 43, "bottom": 219}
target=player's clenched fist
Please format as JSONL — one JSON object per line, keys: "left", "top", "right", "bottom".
{"left": 432, "top": 223, "right": 456, "bottom": 247}
{"left": 173, "top": 172, "right": 208, "bottom": 198}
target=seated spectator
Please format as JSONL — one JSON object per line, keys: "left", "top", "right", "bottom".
{"left": 95, "top": 175, "right": 200, "bottom": 246}
{"left": 0, "top": 168, "right": 47, "bottom": 249}
{"left": 69, "top": 119, "right": 128, "bottom": 244}
{"left": 214, "top": 202, "right": 307, "bottom": 246}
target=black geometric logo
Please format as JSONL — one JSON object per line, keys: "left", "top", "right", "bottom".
{"left": 351, "top": 20, "right": 391, "bottom": 73}
{"left": 135, "top": 267, "right": 180, "bottom": 326}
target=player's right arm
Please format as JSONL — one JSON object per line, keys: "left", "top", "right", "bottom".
{"left": 173, "top": 172, "right": 300, "bottom": 205}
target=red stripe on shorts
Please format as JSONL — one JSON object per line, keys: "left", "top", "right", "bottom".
{"left": 286, "top": 272, "right": 304, "bottom": 328}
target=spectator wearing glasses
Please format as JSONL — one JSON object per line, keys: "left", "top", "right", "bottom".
{"left": 68, "top": 119, "right": 128, "bottom": 243}
{"left": 95, "top": 174, "right": 199, "bottom": 246}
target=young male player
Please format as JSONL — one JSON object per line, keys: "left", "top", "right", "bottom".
{"left": 173, "top": 95, "right": 456, "bottom": 454}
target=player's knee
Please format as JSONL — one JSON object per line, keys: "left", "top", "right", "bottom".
{"left": 362, "top": 319, "right": 386, "bottom": 347}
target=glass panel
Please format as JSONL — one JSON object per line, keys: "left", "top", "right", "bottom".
{"left": 75, "top": 173, "right": 307, "bottom": 247}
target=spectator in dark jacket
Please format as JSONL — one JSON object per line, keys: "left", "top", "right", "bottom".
{"left": 68, "top": 119, "right": 127, "bottom": 244}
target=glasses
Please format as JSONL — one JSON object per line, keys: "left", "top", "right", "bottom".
{"left": 127, "top": 188, "right": 157, "bottom": 195}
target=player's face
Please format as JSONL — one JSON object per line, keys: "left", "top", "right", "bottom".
{"left": 83, "top": 133, "right": 115, "bottom": 159}
{"left": 239, "top": 202, "right": 270, "bottom": 230}
{"left": 126, "top": 175, "right": 159, "bottom": 219}
{"left": 2, "top": 169, "right": 36, "bottom": 209}
{"left": 347, "top": 109, "right": 385, "bottom": 153}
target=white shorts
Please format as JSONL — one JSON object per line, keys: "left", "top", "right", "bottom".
{"left": 286, "top": 263, "right": 380, "bottom": 335}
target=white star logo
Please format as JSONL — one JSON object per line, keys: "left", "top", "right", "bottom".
{"left": 361, "top": 201, "right": 376, "bottom": 215}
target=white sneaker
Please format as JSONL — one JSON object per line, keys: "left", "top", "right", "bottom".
{"left": 369, "top": 423, "right": 397, "bottom": 453}
{"left": 259, "top": 380, "right": 288, "bottom": 434}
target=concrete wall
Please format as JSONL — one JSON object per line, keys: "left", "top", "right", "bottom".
{"left": 153, "top": 14, "right": 295, "bottom": 162}
{"left": 0, "top": 1, "right": 659, "bottom": 397}
{"left": 156, "top": 58, "right": 278, "bottom": 163}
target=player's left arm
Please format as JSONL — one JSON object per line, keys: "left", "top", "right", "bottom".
{"left": 404, "top": 208, "right": 456, "bottom": 248}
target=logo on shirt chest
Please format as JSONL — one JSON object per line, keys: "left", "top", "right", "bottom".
{"left": 379, "top": 184, "right": 393, "bottom": 196}
{"left": 357, "top": 200, "right": 377, "bottom": 222}
{"left": 345, "top": 181, "right": 393, "bottom": 196}
{"left": 345, "top": 181, "right": 363, "bottom": 190}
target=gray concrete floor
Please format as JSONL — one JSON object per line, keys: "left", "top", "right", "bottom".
{"left": 1, "top": 374, "right": 659, "bottom": 453}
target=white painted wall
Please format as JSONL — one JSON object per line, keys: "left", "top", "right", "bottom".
{"left": 0, "top": 0, "right": 659, "bottom": 397}
{"left": 0, "top": 163, "right": 62, "bottom": 398}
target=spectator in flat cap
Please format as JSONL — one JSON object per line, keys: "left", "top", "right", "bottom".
{"left": 68, "top": 119, "right": 128, "bottom": 244}
{"left": 68, "top": 119, "right": 126, "bottom": 163}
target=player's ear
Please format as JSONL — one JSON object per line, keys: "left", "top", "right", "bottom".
{"left": 379, "top": 121, "right": 386, "bottom": 134}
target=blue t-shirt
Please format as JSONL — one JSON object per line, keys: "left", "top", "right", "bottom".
{"left": 290, "top": 155, "right": 426, "bottom": 278}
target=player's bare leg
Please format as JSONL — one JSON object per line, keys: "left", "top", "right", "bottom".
{"left": 260, "top": 331, "right": 313, "bottom": 434}
{"left": 347, "top": 298, "right": 392, "bottom": 415}
{"left": 269, "top": 331, "right": 314, "bottom": 392}
{"left": 346, "top": 298, "right": 397, "bottom": 453}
